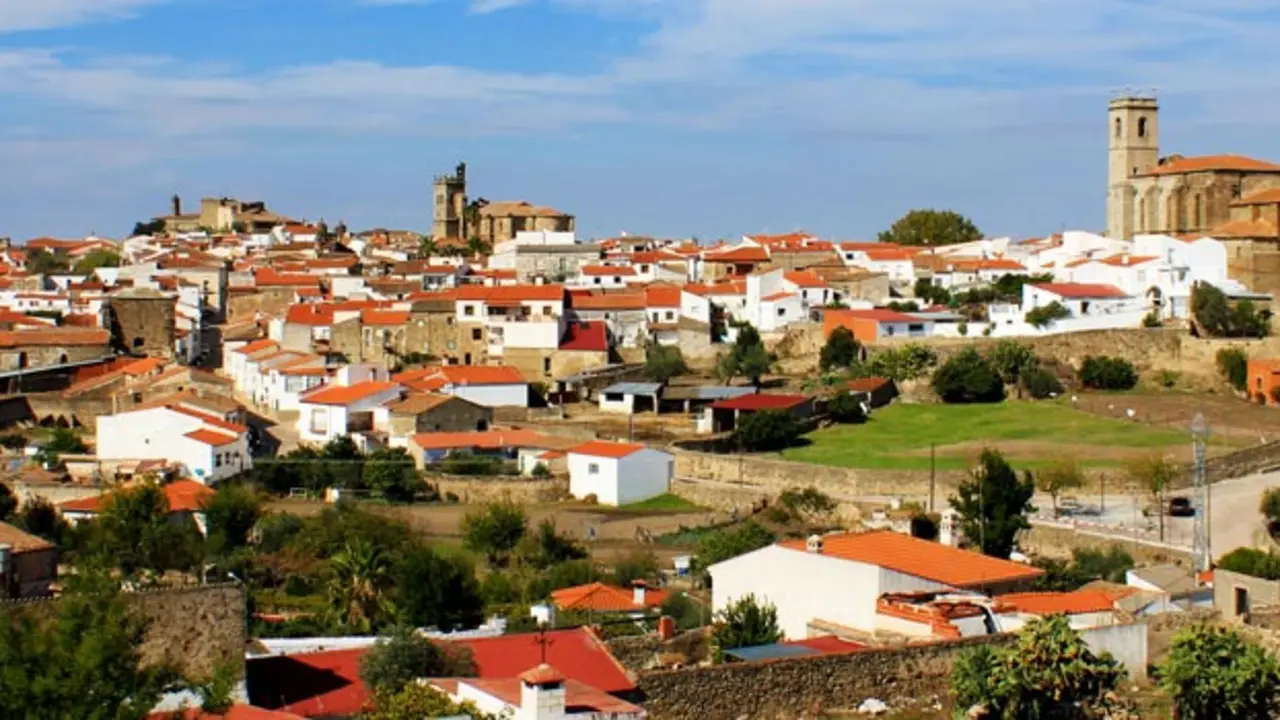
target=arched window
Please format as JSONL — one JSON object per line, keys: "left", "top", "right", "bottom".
{"left": 1114, "top": 117, "right": 1122, "bottom": 138}
{"left": 1194, "top": 194, "right": 1203, "bottom": 228}
{"left": 1138, "top": 117, "right": 1148, "bottom": 138}
{"left": 17, "top": 352, "right": 27, "bottom": 369}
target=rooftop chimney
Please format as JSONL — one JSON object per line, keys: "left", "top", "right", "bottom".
{"left": 806, "top": 534, "right": 824, "bottom": 554}
{"left": 632, "top": 579, "right": 647, "bottom": 606}
{"left": 518, "top": 664, "right": 566, "bottom": 720}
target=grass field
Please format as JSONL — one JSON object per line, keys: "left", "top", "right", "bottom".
{"left": 618, "top": 493, "right": 705, "bottom": 512}
{"left": 781, "top": 401, "right": 1226, "bottom": 471}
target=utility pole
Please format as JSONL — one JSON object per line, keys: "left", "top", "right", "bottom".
{"left": 1191, "top": 412, "right": 1211, "bottom": 571}
{"left": 1099, "top": 472, "right": 1106, "bottom": 514}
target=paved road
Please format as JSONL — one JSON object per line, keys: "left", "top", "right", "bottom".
{"left": 1204, "top": 470, "right": 1280, "bottom": 556}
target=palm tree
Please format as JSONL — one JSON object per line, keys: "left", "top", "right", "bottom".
{"left": 466, "top": 236, "right": 490, "bottom": 257}
{"left": 327, "top": 540, "right": 395, "bottom": 632}
{"left": 418, "top": 235, "right": 438, "bottom": 259}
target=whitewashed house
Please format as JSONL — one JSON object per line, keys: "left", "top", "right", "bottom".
{"left": 566, "top": 440, "right": 673, "bottom": 507}
{"left": 296, "top": 366, "right": 402, "bottom": 447}
{"left": 96, "top": 405, "right": 253, "bottom": 484}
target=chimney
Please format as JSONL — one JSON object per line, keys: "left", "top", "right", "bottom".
{"left": 806, "top": 534, "right": 824, "bottom": 553}
{"left": 171, "top": 194, "right": 181, "bottom": 217}
{"left": 657, "top": 615, "right": 675, "bottom": 640}
{"left": 632, "top": 579, "right": 647, "bottom": 606}
{"left": 518, "top": 664, "right": 566, "bottom": 720}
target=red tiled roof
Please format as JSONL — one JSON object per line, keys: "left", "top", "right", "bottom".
{"left": 394, "top": 365, "right": 526, "bottom": 387}
{"left": 997, "top": 590, "right": 1116, "bottom": 615}
{"left": 840, "top": 308, "right": 923, "bottom": 323}
{"left": 361, "top": 309, "right": 410, "bottom": 326}
{"left": 255, "top": 269, "right": 321, "bottom": 288}
{"left": 1232, "top": 188, "right": 1280, "bottom": 206}
{"left": 247, "top": 627, "right": 633, "bottom": 717}
{"left": 783, "top": 271, "right": 829, "bottom": 289}
{"left": 568, "top": 440, "right": 649, "bottom": 459}
{"left": 456, "top": 284, "right": 565, "bottom": 303}
{"left": 777, "top": 530, "right": 1043, "bottom": 588}
{"left": 0, "top": 520, "right": 54, "bottom": 553}
{"left": 782, "top": 636, "right": 867, "bottom": 655}
{"left": 1032, "top": 283, "right": 1129, "bottom": 299}
{"left": 158, "top": 405, "right": 249, "bottom": 434}
{"left": 1098, "top": 254, "right": 1158, "bottom": 267}
{"left": 410, "top": 429, "right": 561, "bottom": 451}
{"left": 60, "top": 479, "right": 214, "bottom": 515}
{"left": 703, "top": 246, "right": 770, "bottom": 263}
{"left": 447, "top": 677, "right": 642, "bottom": 715}
{"left": 567, "top": 292, "right": 645, "bottom": 311}
{"left": 560, "top": 321, "right": 609, "bottom": 352}
{"left": 184, "top": 428, "right": 239, "bottom": 447}
{"left": 709, "top": 394, "right": 810, "bottom": 411}
{"left": 761, "top": 291, "right": 796, "bottom": 302}
{"left": 119, "top": 357, "right": 167, "bottom": 375}
{"left": 301, "top": 380, "right": 400, "bottom": 406}
{"left": 644, "top": 284, "right": 682, "bottom": 307}
{"left": 147, "top": 705, "right": 306, "bottom": 720}
{"left": 1142, "top": 154, "right": 1280, "bottom": 177}
{"left": 551, "top": 582, "right": 668, "bottom": 611}
{"left": 285, "top": 304, "right": 335, "bottom": 326}
{"left": 235, "top": 338, "right": 279, "bottom": 355}
{"left": 0, "top": 329, "right": 110, "bottom": 347}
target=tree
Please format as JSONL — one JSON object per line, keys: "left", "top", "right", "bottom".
{"left": 660, "top": 591, "right": 706, "bottom": 631}
{"left": 825, "top": 392, "right": 866, "bottom": 423}
{"left": 733, "top": 410, "right": 803, "bottom": 451}
{"left": 418, "top": 235, "right": 438, "bottom": 258}
{"left": 1262, "top": 487, "right": 1280, "bottom": 537}
{"left": 913, "top": 277, "right": 951, "bottom": 306}
{"left": 394, "top": 545, "right": 485, "bottom": 631}
{"left": 131, "top": 219, "right": 167, "bottom": 236}
{"left": 711, "top": 594, "right": 782, "bottom": 661}
{"left": 1033, "top": 545, "right": 1134, "bottom": 591}
{"left": 1126, "top": 454, "right": 1177, "bottom": 543}
{"left": 694, "top": 521, "right": 776, "bottom": 581}
{"left": 365, "top": 448, "right": 421, "bottom": 503}
{"left": 1216, "top": 547, "right": 1280, "bottom": 581}
{"left": 461, "top": 500, "right": 528, "bottom": 565}
{"left": 644, "top": 343, "right": 687, "bottom": 383}
{"left": 717, "top": 324, "right": 773, "bottom": 386}
{"left": 201, "top": 484, "right": 261, "bottom": 555}
{"left": 71, "top": 248, "right": 122, "bottom": 275}
{"left": 951, "top": 615, "right": 1124, "bottom": 719}
{"left": 778, "top": 486, "right": 837, "bottom": 521}
{"left": 359, "top": 625, "right": 477, "bottom": 696}
{"left": 1078, "top": 356, "right": 1138, "bottom": 391}
{"left": 33, "top": 428, "right": 88, "bottom": 467}
{"left": 877, "top": 209, "right": 982, "bottom": 247}
{"left": 1024, "top": 301, "right": 1071, "bottom": 329}
{"left": 15, "top": 497, "right": 68, "bottom": 544}
{"left": 1161, "top": 625, "right": 1280, "bottom": 720}
{"left": 0, "top": 482, "right": 15, "bottom": 521}
{"left": 327, "top": 539, "right": 397, "bottom": 632}
{"left": 1217, "top": 347, "right": 1249, "bottom": 393}
{"left": 611, "top": 550, "right": 660, "bottom": 587}
{"left": 0, "top": 562, "right": 176, "bottom": 719}
{"left": 854, "top": 343, "right": 937, "bottom": 382}
{"left": 95, "top": 480, "right": 203, "bottom": 579}
{"left": 819, "top": 327, "right": 860, "bottom": 372}
{"left": 1036, "top": 461, "right": 1085, "bottom": 518}
{"left": 1193, "top": 281, "right": 1271, "bottom": 338}
{"left": 988, "top": 340, "right": 1038, "bottom": 396}
{"left": 365, "top": 683, "right": 497, "bottom": 720}
{"left": 950, "top": 449, "right": 1035, "bottom": 558}
{"left": 25, "top": 249, "right": 69, "bottom": 276}
{"left": 516, "top": 518, "right": 587, "bottom": 570}
{"left": 1021, "top": 367, "right": 1065, "bottom": 400}
{"left": 931, "top": 348, "right": 1005, "bottom": 404}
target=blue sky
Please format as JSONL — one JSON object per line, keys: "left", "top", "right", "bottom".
{"left": 2, "top": 0, "right": 1280, "bottom": 242}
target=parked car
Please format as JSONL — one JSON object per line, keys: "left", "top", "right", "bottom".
{"left": 1168, "top": 496, "right": 1195, "bottom": 517}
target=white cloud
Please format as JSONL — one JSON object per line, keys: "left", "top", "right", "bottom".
{"left": 0, "top": 0, "right": 165, "bottom": 33}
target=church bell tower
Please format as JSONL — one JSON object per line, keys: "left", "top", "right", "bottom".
{"left": 1106, "top": 95, "right": 1159, "bottom": 240}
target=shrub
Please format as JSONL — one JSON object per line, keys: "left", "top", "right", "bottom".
{"left": 1155, "top": 369, "right": 1180, "bottom": 389}
{"left": 1142, "top": 309, "right": 1162, "bottom": 328}
{"left": 957, "top": 321, "right": 968, "bottom": 336}
{"left": 1078, "top": 356, "right": 1138, "bottom": 390}
{"left": 819, "top": 327, "right": 861, "bottom": 372}
{"left": 1219, "top": 547, "right": 1280, "bottom": 580}
{"left": 1161, "top": 625, "right": 1280, "bottom": 720}
{"left": 825, "top": 392, "right": 866, "bottom": 423}
{"left": 1216, "top": 347, "right": 1248, "bottom": 393}
{"left": 1024, "top": 301, "right": 1070, "bottom": 329}
{"left": 1193, "top": 282, "right": 1272, "bottom": 338}
{"left": 1021, "top": 367, "right": 1064, "bottom": 399}
{"left": 931, "top": 348, "right": 1005, "bottom": 404}
{"left": 733, "top": 410, "right": 803, "bottom": 451}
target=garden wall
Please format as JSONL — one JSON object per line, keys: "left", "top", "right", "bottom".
{"left": 636, "top": 634, "right": 1012, "bottom": 720}
{"left": 430, "top": 477, "right": 567, "bottom": 504}
{"left": 672, "top": 449, "right": 965, "bottom": 500}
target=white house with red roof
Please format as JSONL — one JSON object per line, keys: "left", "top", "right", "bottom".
{"left": 296, "top": 370, "right": 403, "bottom": 446}
{"left": 567, "top": 440, "right": 673, "bottom": 506}
{"left": 433, "top": 664, "right": 646, "bottom": 720}
{"left": 96, "top": 405, "right": 252, "bottom": 484}
{"left": 839, "top": 244, "right": 918, "bottom": 283}
{"left": 60, "top": 479, "right": 216, "bottom": 533}
{"left": 709, "top": 530, "right": 1044, "bottom": 639}
{"left": 394, "top": 365, "right": 529, "bottom": 407}
{"left": 574, "top": 264, "right": 637, "bottom": 288}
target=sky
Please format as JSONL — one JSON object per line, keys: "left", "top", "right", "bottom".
{"left": 2, "top": 0, "right": 1280, "bottom": 243}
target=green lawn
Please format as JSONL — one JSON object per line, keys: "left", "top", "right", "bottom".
{"left": 781, "top": 402, "right": 1204, "bottom": 471}
{"left": 619, "top": 493, "right": 705, "bottom": 512}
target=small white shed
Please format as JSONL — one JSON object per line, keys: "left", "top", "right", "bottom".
{"left": 566, "top": 440, "right": 673, "bottom": 506}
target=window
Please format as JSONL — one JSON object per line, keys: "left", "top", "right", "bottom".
{"left": 777, "top": 308, "right": 785, "bottom": 317}
{"left": 543, "top": 357, "right": 552, "bottom": 373}
{"left": 593, "top": 278, "right": 601, "bottom": 285}
{"left": 1235, "top": 586, "right": 1250, "bottom": 616}
{"left": 472, "top": 328, "right": 482, "bottom": 340}
{"left": 588, "top": 463, "right": 599, "bottom": 475}
{"left": 640, "top": 265, "right": 650, "bottom": 273}
{"left": 447, "top": 317, "right": 454, "bottom": 325}
{"left": 1114, "top": 117, "right": 1122, "bottom": 138}
{"left": 464, "top": 305, "right": 475, "bottom": 316}
{"left": 1138, "top": 116, "right": 1147, "bottom": 138}
{"left": 665, "top": 311, "right": 674, "bottom": 321}
{"left": 215, "top": 454, "right": 222, "bottom": 468}
{"left": 132, "top": 337, "right": 145, "bottom": 349}
{"left": 543, "top": 305, "right": 552, "bottom": 316}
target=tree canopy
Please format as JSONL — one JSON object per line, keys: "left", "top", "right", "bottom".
{"left": 461, "top": 500, "right": 528, "bottom": 565}
{"left": 950, "top": 449, "right": 1035, "bottom": 558}
{"left": 733, "top": 409, "right": 804, "bottom": 451}
{"left": 644, "top": 342, "right": 688, "bottom": 384}
{"left": 1160, "top": 625, "right": 1280, "bottom": 720}
{"left": 931, "top": 348, "right": 1005, "bottom": 404}
{"left": 819, "top": 327, "right": 860, "bottom": 372}
{"left": 91, "top": 480, "right": 203, "bottom": 579}
{"left": 711, "top": 594, "right": 782, "bottom": 661}
{"left": 359, "top": 625, "right": 477, "bottom": 696}
{"left": 1193, "top": 281, "right": 1271, "bottom": 338}
{"left": 72, "top": 249, "right": 122, "bottom": 275}
{"left": 717, "top": 324, "right": 773, "bottom": 386}
{"left": 877, "top": 209, "right": 982, "bottom": 247}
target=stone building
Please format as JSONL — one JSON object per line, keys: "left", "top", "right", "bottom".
{"left": 405, "top": 297, "right": 489, "bottom": 366}
{"left": 430, "top": 162, "right": 575, "bottom": 245}
{"left": 105, "top": 288, "right": 177, "bottom": 360}
{"left": 0, "top": 328, "right": 111, "bottom": 371}
{"left": 1211, "top": 189, "right": 1280, "bottom": 296}
{"left": 155, "top": 195, "right": 293, "bottom": 233}
{"left": 1106, "top": 95, "right": 1280, "bottom": 241}
{"left": 382, "top": 393, "right": 492, "bottom": 438}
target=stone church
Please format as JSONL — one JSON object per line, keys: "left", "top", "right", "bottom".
{"left": 1106, "top": 96, "right": 1280, "bottom": 295}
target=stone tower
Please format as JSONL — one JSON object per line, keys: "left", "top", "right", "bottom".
{"left": 1106, "top": 95, "right": 1160, "bottom": 240}
{"left": 432, "top": 162, "right": 468, "bottom": 240}
{"left": 106, "top": 289, "right": 177, "bottom": 361}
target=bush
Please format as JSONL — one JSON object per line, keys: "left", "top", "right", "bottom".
{"left": 1142, "top": 310, "right": 1162, "bottom": 328}
{"left": 825, "top": 392, "right": 866, "bottom": 423}
{"left": 1024, "top": 301, "right": 1070, "bottom": 328}
{"left": 931, "top": 348, "right": 1005, "bottom": 404}
{"left": 819, "top": 327, "right": 860, "bottom": 372}
{"left": 1161, "top": 625, "right": 1280, "bottom": 720}
{"left": 1155, "top": 369, "right": 1179, "bottom": 389}
{"left": 1193, "top": 282, "right": 1272, "bottom": 338}
{"left": 1264, "top": 488, "right": 1280, "bottom": 537}
{"left": 1021, "top": 367, "right": 1064, "bottom": 399}
{"left": 1218, "top": 547, "right": 1280, "bottom": 581}
{"left": 1078, "top": 356, "right": 1138, "bottom": 391}
{"left": 733, "top": 410, "right": 803, "bottom": 451}
{"left": 1217, "top": 347, "right": 1248, "bottom": 393}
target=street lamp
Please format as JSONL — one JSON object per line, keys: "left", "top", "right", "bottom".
{"left": 1191, "top": 412, "right": 1211, "bottom": 572}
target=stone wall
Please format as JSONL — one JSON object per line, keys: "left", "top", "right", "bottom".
{"left": 636, "top": 634, "right": 1013, "bottom": 720}
{"left": 106, "top": 295, "right": 177, "bottom": 361}
{"left": 1195, "top": 440, "right": 1280, "bottom": 486}
{"left": 1142, "top": 608, "right": 1218, "bottom": 663}
{"left": 430, "top": 477, "right": 567, "bottom": 504}
{"left": 672, "top": 450, "right": 964, "bottom": 500}
{"left": 0, "top": 583, "right": 245, "bottom": 680}
{"left": 1019, "top": 523, "right": 1191, "bottom": 564}
{"left": 6, "top": 480, "right": 102, "bottom": 509}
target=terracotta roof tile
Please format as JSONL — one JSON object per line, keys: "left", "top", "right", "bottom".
{"left": 567, "top": 292, "right": 645, "bottom": 311}
{"left": 997, "top": 590, "right": 1116, "bottom": 615}
{"left": 551, "top": 582, "right": 668, "bottom": 612}
{"left": 1142, "top": 154, "right": 1280, "bottom": 177}
{"left": 560, "top": 321, "right": 609, "bottom": 352}
{"left": 59, "top": 479, "right": 213, "bottom": 515}
{"left": 568, "top": 439, "right": 649, "bottom": 459}
{"left": 1232, "top": 188, "right": 1280, "bottom": 206}
{"left": 644, "top": 284, "right": 682, "bottom": 307}
{"left": 1032, "top": 282, "right": 1129, "bottom": 299}
{"left": 0, "top": 520, "right": 54, "bottom": 553}
{"left": 360, "top": 309, "right": 410, "bottom": 326}
{"left": 301, "top": 380, "right": 400, "bottom": 406}
{"left": 703, "top": 246, "right": 770, "bottom": 263}
{"left": 709, "top": 393, "right": 809, "bottom": 411}
{"left": 184, "top": 429, "right": 240, "bottom": 446}
{"left": 0, "top": 329, "right": 109, "bottom": 347}
{"left": 777, "top": 530, "right": 1043, "bottom": 588}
